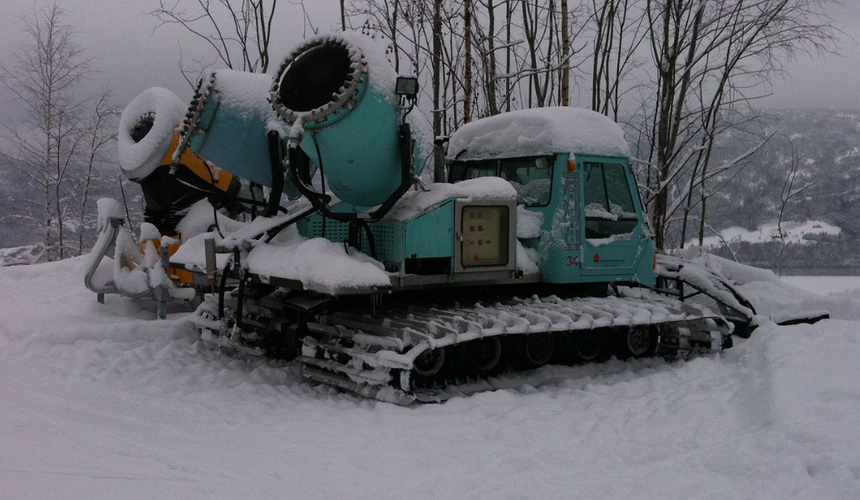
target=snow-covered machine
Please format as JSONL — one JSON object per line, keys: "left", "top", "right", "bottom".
{"left": 85, "top": 33, "right": 756, "bottom": 404}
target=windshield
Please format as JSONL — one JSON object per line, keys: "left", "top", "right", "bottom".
{"left": 449, "top": 156, "right": 554, "bottom": 207}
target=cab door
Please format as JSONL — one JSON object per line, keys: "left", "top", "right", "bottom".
{"left": 579, "top": 158, "right": 646, "bottom": 279}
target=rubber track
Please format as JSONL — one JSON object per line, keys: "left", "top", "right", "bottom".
{"left": 300, "top": 290, "right": 731, "bottom": 404}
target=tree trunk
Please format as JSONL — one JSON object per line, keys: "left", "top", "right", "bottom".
{"left": 463, "top": 0, "right": 473, "bottom": 123}
{"left": 505, "top": 0, "right": 512, "bottom": 112}
{"left": 560, "top": 0, "right": 570, "bottom": 106}
{"left": 486, "top": 0, "right": 499, "bottom": 115}
{"left": 433, "top": 0, "right": 444, "bottom": 181}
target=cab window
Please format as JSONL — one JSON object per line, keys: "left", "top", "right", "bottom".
{"left": 449, "top": 156, "right": 553, "bottom": 207}
{"left": 583, "top": 162, "right": 638, "bottom": 238}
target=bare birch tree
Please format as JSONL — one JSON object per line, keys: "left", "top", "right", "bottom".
{"left": 0, "top": 1, "right": 97, "bottom": 260}
{"left": 76, "top": 89, "right": 119, "bottom": 256}
{"left": 589, "top": 0, "right": 647, "bottom": 120}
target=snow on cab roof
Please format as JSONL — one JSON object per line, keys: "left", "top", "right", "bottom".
{"left": 447, "top": 106, "right": 630, "bottom": 161}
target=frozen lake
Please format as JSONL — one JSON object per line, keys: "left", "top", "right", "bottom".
{"left": 781, "top": 276, "right": 860, "bottom": 295}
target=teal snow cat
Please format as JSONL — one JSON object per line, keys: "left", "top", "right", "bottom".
{"left": 90, "top": 33, "right": 751, "bottom": 404}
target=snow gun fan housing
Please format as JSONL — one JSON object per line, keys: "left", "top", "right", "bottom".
{"left": 271, "top": 35, "right": 420, "bottom": 208}
{"left": 118, "top": 87, "right": 241, "bottom": 236}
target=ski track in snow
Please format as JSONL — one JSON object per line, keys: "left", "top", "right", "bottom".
{"left": 1, "top": 258, "right": 859, "bottom": 499}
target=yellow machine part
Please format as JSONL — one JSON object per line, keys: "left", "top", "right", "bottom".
{"left": 138, "top": 133, "right": 236, "bottom": 286}
{"left": 160, "top": 133, "right": 235, "bottom": 192}
{"left": 139, "top": 238, "right": 196, "bottom": 285}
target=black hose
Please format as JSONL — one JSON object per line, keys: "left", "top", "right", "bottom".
{"left": 313, "top": 136, "right": 327, "bottom": 238}
{"left": 250, "top": 182, "right": 259, "bottom": 219}
{"left": 217, "top": 260, "right": 231, "bottom": 320}
{"left": 265, "top": 130, "right": 285, "bottom": 217}
{"left": 287, "top": 142, "right": 338, "bottom": 217}
{"left": 233, "top": 247, "right": 244, "bottom": 331}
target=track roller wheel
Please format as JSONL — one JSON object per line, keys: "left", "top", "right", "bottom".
{"left": 468, "top": 336, "right": 508, "bottom": 377}
{"left": 523, "top": 332, "right": 554, "bottom": 368}
{"left": 571, "top": 330, "right": 607, "bottom": 363}
{"left": 613, "top": 325, "right": 656, "bottom": 359}
{"left": 414, "top": 347, "right": 446, "bottom": 378}
{"left": 411, "top": 347, "right": 450, "bottom": 388}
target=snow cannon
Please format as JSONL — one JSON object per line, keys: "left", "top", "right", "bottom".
{"left": 176, "top": 69, "right": 294, "bottom": 196}
{"left": 271, "top": 34, "right": 422, "bottom": 217}
{"left": 118, "top": 87, "right": 186, "bottom": 181}
{"left": 118, "top": 87, "right": 241, "bottom": 236}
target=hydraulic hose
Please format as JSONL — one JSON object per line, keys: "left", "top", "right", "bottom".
{"left": 264, "top": 130, "right": 285, "bottom": 217}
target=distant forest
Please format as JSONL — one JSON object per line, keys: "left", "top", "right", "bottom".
{"left": 693, "top": 109, "right": 860, "bottom": 272}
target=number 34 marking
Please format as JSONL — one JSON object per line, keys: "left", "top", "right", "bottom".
{"left": 566, "top": 256, "right": 580, "bottom": 267}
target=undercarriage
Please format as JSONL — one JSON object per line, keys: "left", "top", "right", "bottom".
{"left": 191, "top": 281, "right": 735, "bottom": 405}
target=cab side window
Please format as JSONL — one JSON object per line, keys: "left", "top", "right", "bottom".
{"left": 583, "top": 162, "right": 638, "bottom": 238}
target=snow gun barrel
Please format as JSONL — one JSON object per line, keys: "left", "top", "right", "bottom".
{"left": 178, "top": 69, "right": 294, "bottom": 193}
{"left": 271, "top": 34, "right": 421, "bottom": 207}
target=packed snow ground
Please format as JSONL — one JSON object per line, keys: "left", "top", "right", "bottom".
{"left": 1, "top": 258, "right": 859, "bottom": 499}
{"left": 782, "top": 275, "right": 860, "bottom": 295}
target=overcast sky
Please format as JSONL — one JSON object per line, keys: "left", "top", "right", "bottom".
{"left": 0, "top": 0, "right": 858, "bottom": 126}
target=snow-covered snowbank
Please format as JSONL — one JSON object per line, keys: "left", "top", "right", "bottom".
{"left": 1, "top": 257, "right": 858, "bottom": 500}
{"left": 691, "top": 220, "right": 841, "bottom": 249}
{"left": 0, "top": 243, "right": 45, "bottom": 267}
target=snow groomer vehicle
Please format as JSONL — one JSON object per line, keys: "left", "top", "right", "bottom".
{"left": 85, "top": 33, "right": 757, "bottom": 404}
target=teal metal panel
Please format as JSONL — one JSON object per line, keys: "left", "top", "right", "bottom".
{"left": 404, "top": 201, "right": 454, "bottom": 259}
{"left": 299, "top": 215, "right": 405, "bottom": 265}
{"left": 298, "top": 199, "right": 458, "bottom": 270}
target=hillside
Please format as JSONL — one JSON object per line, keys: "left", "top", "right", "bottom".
{"left": 0, "top": 151, "right": 138, "bottom": 256}
{"left": 693, "top": 109, "right": 860, "bottom": 271}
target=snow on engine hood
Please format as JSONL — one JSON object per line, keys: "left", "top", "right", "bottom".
{"left": 447, "top": 107, "right": 630, "bottom": 161}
